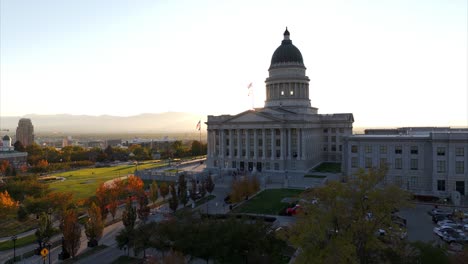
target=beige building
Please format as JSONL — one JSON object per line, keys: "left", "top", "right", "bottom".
{"left": 15, "top": 118, "right": 34, "bottom": 146}
{"left": 342, "top": 127, "right": 468, "bottom": 198}
{"left": 206, "top": 29, "right": 353, "bottom": 177}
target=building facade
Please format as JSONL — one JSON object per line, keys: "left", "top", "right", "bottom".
{"left": 342, "top": 127, "right": 468, "bottom": 198}
{"left": 206, "top": 29, "right": 354, "bottom": 176}
{"left": 15, "top": 118, "right": 34, "bottom": 146}
{"left": 0, "top": 135, "right": 28, "bottom": 170}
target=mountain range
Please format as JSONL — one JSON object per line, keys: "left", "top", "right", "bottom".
{"left": 0, "top": 112, "right": 205, "bottom": 133}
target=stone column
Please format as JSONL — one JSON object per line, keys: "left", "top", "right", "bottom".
{"left": 262, "top": 129, "right": 266, "bottom": 160}
{"left": 254, "top": 129, "right": 258, "bottom": 159}
{"left": 271, "top": 129, "right": 275, "bottom": 160}
{"left": 280, "top": 128, "right": 286, "bottom": 159}
{"left": 245, "top": 129, "right": 250, "bottom": 159}
{"left": 301, "top": 128, "right": 307, "bottom": 159}
{"left": 288, "top": 128, "right": 292, "bottom": 160}
{"left": 219, "top": 130, "right": 224, "bottom": 160}
{"left": 297, "top": 128, "right": 301, "bottom": 160}
{"left": 229, "top": 129, "right": 233, "bottom": 160}
{"left": 237, "top": 129, "right": 241, "bottom": 159}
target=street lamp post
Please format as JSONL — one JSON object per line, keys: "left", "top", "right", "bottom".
{"left": 11, "top": 235, "right": 17, "bottom": 263}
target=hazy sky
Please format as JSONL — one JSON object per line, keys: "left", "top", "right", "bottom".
{"left": 1, "top": 0, "right": 467, "bottom": 128}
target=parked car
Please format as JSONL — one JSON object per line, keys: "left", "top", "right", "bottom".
{"left": 432, "top": 214, "right": 451, "bottom": 223}
{"left": 441, "top": 229, "right": 466, "bottom": 243}
{"left": 433, "top": 225, "right": 465, "bottom": 237}
{"left": 429, "top": 208, "right": 452, "bottom": 217}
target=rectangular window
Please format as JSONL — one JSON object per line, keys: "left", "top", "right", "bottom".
{"left": 395, "top": 146, "right": 402, "bottom": 154}
{"left": 242, "top": 150, "right": 246, "bottom": 157}
{"left": 274, "top": 163, "right": 279, "bottom": 170}
{"left": 331, "top": 128, "right": 336, "bottom": 133}
{"left": 351, "top": 145, "right": 358, "bottom": 153}
{"left": 323, "top": 136, "right": 328, "bottom": 142}
{"left": 250, "top": 151, "right": 254, "bottom": 157}
{"left": 437, "top": 147, "right": 446, "bottom": 156}
{"left": 265, "top": 162, "right": 270, "bottom": 170}
{"left": 379, "top": 145, "right": 387, "bottom": 154}
{"left": 456, "top": 147, "right": 464, "bottom": 156}
{"left": 395, "top": 176, "right": 403, "bottom": 186}
{"left": 380, "top": 158, "right": 387, "bottom": 168}
{"left": 437, "top": 180, "right": 446, "bottom": 191}
{"left": 276, "top": 139, "right": 281, "bottom": 147}
{"left": 258, "top": 139, "right": 263, "bottom": 146}
{"left": 323, "top": 128, "right": 328, "bottom": 133}
{"left": 437, "top": 160, "right": 446, "bottom": 173}
{"left": 332, "top": 145, "right": 337, "bottom": 152}
{"left": 275, "top": 129, "right": 281, "bottom": 136}
{"left": 410, "top": 159, "right": 418, "bottom": 170}
{"left": 234, "top": 149, "right": 238, "bottom": 156}
{"left": 232, "top": 161, "right": 236, "bottom": 168}
{"left": 365, "top": 145, "right": 372, "bottom": 153}
{"left": 456, "top": 161, "right": 464, "bottom": 174}
{"left": 395, "top": 158, "right": 402, "bottom": 169}
{"left": 410, "top": 146, "right": 418, "bottom": 155}
{"left": 339, "top": 128, "right": 344, "bottom": 133}
{"left": 331, "top": 136, "right": 336, "bottom": 142}
{"left": 323, "top": 145, "right": 328, "bottom": 151}
{"left": 339, "top": 145, "right": 343, "bottom": 152}
{"left": 365, "top": 157, "right": 372, "bottom": 168}
{"left": 276, "top": 150, "right": 281, "bottom": 158}
{"left": 410, "top": 177, "right": 417, "bottom": 189}
{"left": 351, "top": 157, "right": 358, "bottom": 168}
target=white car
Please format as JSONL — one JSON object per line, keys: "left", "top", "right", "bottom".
{"left": 433, "top": 226, "right": 464, "bottom": 237}
{"left": 437, "top": 220, "right": 456, "bottom": 226}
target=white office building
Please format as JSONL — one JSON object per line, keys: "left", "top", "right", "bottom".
{"left": 342, "top": 127, "right": 468, "bottom": 199}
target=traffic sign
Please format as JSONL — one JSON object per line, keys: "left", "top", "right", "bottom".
{"left": 40, "top": 248, "right": 49, "bottom": 257}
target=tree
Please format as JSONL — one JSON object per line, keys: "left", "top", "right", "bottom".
{"left": 122, "top": 198, "right": 137, "bottom": 231}
{"left": 0, "top": 190, "right": 18, "bottom": 217}
{"left": 60, "top": 209, "right": 82, "bottom": 258}
{"left": 137, "top": 194, "right": 150, "bottom": 224}
{"left": 0, "top": 160, "right": 10, "bottom": 176}
{"left": 205, "top": 175, "right": 215, "bottom": 195}
{"left": 191, "top": 140, "right": 202, "bottom": 156}
{"left": 189, "top": 178, "right": 198, "bottom": 202}
{"left": 288, "top": 167, "right": 411, "bottom": 264}
{"left": 168, "top": 184, "right": 179, "bottom": 213}
{"left": 178, "top": 174, "right": 188, "bottom": 207}
{"left": 95, "top": 183, "right": 109, "bottom": 220}
{"left": 149, "top": 180, "right": 159, "bottom": 204}
{"left": 85, "top": 202, "right": 104, "bottom": 247}
{"left": 35, "top": 212, "right": 55, "bottom": 250}
{"left": 160, "top": 182, "right": 169, "bottom": 201}
{"left": 13, "top": 140, "right": 26, "bottom": 152}
{"left": 127, "top": 175, "right": 144, "bottom": 197}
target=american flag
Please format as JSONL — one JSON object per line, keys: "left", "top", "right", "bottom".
{"left": 248, "top": 82, "right": 253, "bottom": 96}
{"left": 196, "top": 120, "right": 201, "bottom": 131}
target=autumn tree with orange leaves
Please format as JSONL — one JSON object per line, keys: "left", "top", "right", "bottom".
{"left": 126, "top": 175, "right": 144, "bottom": 197}
{"left": 60, "top": 209, "right": 82, "bottom": 258}
{"left": 0, "top": 190, "right": 18, "bottom": 217}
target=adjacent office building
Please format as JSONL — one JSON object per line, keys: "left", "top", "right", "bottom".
{"left": 16, "top": 118, "right": 35, "bottom": 146}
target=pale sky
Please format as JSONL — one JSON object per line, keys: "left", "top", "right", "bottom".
{"left": 1, "top": 0, "right": 467, "bottom": 128}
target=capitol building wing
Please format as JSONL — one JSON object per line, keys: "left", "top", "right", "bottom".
{"left": 206, "top": 29, "right": 354, "bottom": 176}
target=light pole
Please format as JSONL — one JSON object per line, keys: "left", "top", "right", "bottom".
{"left": 11, "top": 235, "right": 17, "bottom": 263}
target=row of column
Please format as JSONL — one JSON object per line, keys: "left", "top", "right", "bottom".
{"left": 266, "top": 82, "right": 309, "bottom": 100}
{"left": 208, "top": 128, "right": 309, "bottom": 161}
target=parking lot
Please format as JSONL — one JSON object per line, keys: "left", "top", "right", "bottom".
{"left": 399, "top": 203, "right": 468, "bottom": 246}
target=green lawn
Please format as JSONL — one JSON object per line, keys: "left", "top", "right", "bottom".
{"left": 0, "top": 233, "right": 38, "bottom": 251}
{"left": 50, "top": 162, "right": 165, "bottom": 201}
{"left": 313, "top": 162, "right": 341, "bottom": 173}
{"left": 231, "top": 189, "right": 303, "bottom": 215}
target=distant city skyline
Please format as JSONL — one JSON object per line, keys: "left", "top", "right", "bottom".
{"left": 1, "top": 0, "right": 466, "bottom": 128}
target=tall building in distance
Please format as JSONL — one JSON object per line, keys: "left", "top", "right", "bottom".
{"left": 16, "top": 118, "right": 35, "bottom": 146}
{"left": 206, "top": 29, "right": 353, "bottom": 178}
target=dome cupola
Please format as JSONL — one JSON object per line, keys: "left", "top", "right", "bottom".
{"left": 270, "top": 27, "right": 304, "bottom": 68}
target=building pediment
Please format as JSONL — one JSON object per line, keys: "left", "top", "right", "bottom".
{"left": 222, "top": 110, "right": 283, "bottom": 124}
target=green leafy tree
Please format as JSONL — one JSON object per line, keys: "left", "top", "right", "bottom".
{"left": 169, "top": 184, "right": 179, "bottom": 213}
{"left": 13, "top": 140, "right": 25, "bottom": 152}
{"left": 149, "top": 180, "right": 159, "bottom": 204}
{"left": 288, "top": 166, "right": 411, "bottom": 264}
{"left": 35, "top": 212, "right": 54, "bottom": 249}
{"left": 205, "top": 175, "right": 215, "bottom": 195}
{"left": 137, "top": 194, "right": 150, "bottom": 224}
{"left": 160, "top": 182, "right": 169, "bottom": 201}
{"left": 122, "top": 198, "right": 137, "bottom": 231}
{"left": 178, "top": 174, "right": 188, "bottom": 207}
{"left": 84, "top": 202, "right": 104, "bottom": 247}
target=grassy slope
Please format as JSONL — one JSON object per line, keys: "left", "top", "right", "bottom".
{"left": 232, "top": 189, "right": 303, "bottom": 215}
